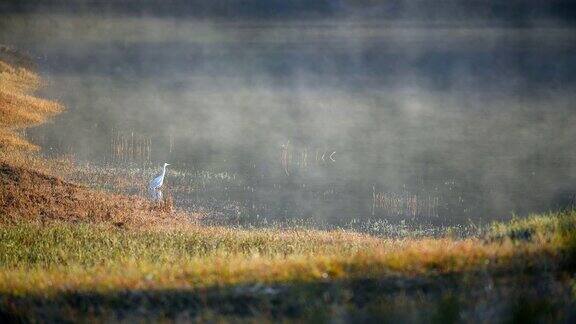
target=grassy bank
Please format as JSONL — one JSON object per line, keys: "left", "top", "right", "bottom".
{"left": 0, "top": 211, "right": 575, "bottom": 321}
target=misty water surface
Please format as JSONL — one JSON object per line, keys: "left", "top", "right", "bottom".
{"left": 2, "top": 13, "right": 576, "bottom": 227}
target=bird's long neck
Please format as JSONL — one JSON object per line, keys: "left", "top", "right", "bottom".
{"left": 161, "top": 165, "right": 167, "bottom": 177}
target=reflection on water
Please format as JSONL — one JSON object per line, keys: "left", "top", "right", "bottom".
{"left": 2, "top": 14, "right": 576, "bottom": 226}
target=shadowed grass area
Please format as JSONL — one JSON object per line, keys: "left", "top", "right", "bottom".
{"left": 0, "top": 211, "right": 575, "bottom": 321}
{"left": 2, "top": 274, "right": 572, "bottom": 322}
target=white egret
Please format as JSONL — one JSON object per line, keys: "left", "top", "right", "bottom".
{"left": 149, "top": 163, "right": 170, "bottom": 201}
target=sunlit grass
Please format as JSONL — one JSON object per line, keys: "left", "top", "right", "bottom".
{"left": 0, "top": 59, "right": 63, "bottom": 151}
{"left": 1, "top": 210, "right": 574, "bottom": 298}
{"left": 489, "top": 211, "right": 576, "bottom": 264}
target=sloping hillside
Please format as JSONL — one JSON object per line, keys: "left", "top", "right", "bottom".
{"left": 0, "top": 161, "right": 192, "bottom": 227}
{"left": 0, "top": 50, "right": 190, "bottom": 227}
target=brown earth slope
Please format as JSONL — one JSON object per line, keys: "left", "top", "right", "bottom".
{"left": 0, "top": 161, "right": 190, "bottom": 227}
{"left": 0, "top": 47, "right": 62, "bottom": 151}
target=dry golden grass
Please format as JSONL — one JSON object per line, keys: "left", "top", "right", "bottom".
{"left": 0, "top": 129, "right": 38, "bottom": 151}
{"left": 0, "top": 59, "right": 63, "bottom": 150}
{"left": 0, "top": 60, "right": 39, "bottom": 93}
{"left": 0, "top": 211, "right": 571, "bottom": 297}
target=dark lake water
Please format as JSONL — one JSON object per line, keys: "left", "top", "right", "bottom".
{"left": 2, "top": 13, "right": 576, "bottom": 228}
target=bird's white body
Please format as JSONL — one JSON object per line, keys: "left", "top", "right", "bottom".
{"left": 149, "top": 163, "right": 170, "bottom": 201}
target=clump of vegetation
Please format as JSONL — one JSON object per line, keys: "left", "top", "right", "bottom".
{"left": 489, "top": 211, "right": 576, "bottom": 267}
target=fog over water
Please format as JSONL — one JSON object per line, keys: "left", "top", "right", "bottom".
{"left": 2, "top": 3, "right": 576, "bottom": 227}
